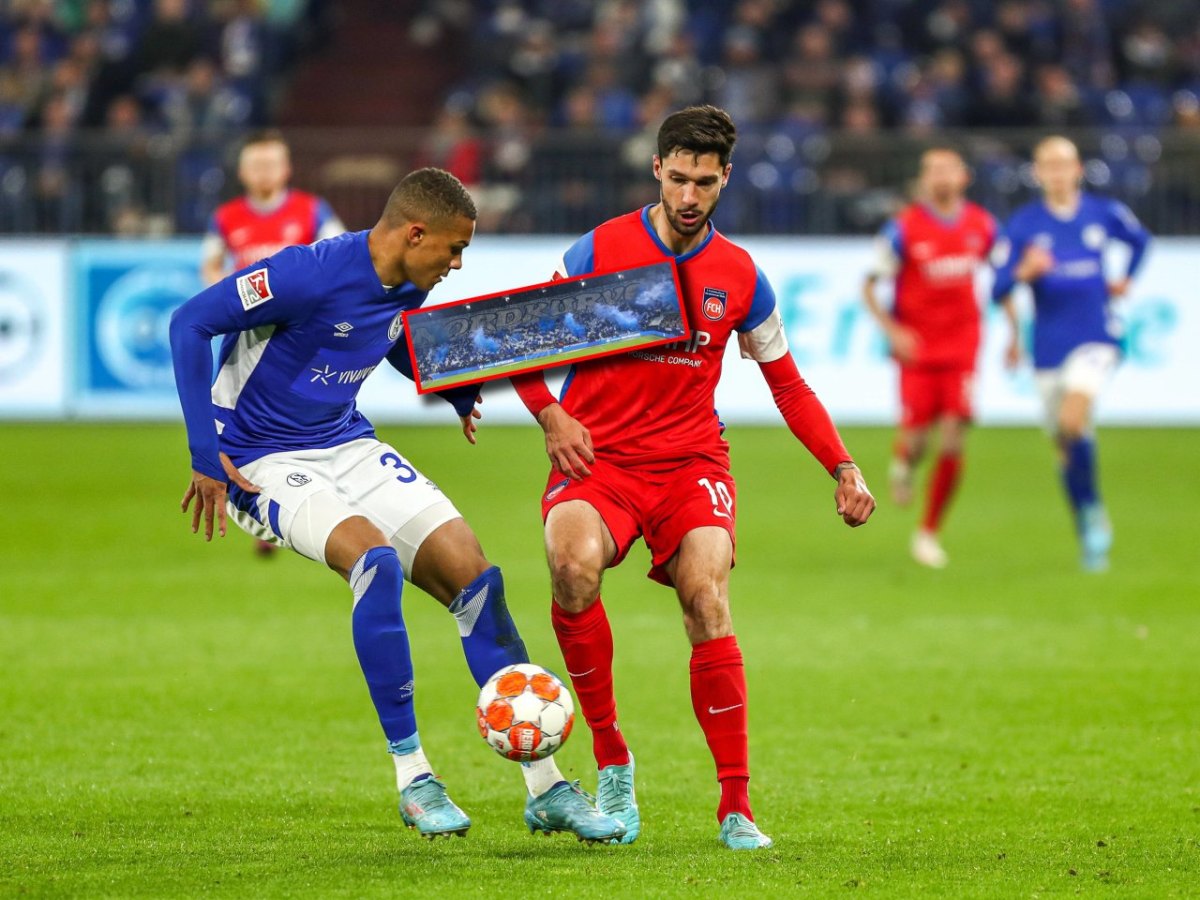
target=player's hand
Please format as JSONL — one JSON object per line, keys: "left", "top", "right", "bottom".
{"left": 1015, "top": 246, "right": 1055, "bottom": 283}
{"left": 537, "top": 403, "right": 594, "bottom": 479}
{"left": 180, "top": 454, "right": 260, "bottom": 541}
{"left": 460, "top": 394, "right": 483, "bottom": 445}
{"left": 834, "top": 464, "right": 875, "bottom": 528}
{"left": 887, "top": 323, "right": 920, "bottom": 365}
{"left": 1108, "top": 278, "right": 1131, "bottom": 299}
{"left": 1004, "top": 336, "right": 1022, "bottom": 371}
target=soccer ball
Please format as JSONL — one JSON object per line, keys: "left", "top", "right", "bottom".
{"left": 476, "top": 663, "right": 575, "bottom": 762}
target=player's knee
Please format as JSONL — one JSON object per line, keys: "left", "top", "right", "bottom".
{"left": 547, "top": 549, "right": 602, "bottom": 608}
{"left": 681, "top": 593, "right": 733, "bottom": 643}
{"left": 1058, "top": 411, "right": 1088, "bottom": 443}
{"left": 325, "top": 516, "right": 391, "bottom": 579}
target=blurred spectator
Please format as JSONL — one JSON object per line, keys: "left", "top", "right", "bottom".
{"left": 413, "top": 102, "right": 483, "bottom": 186}
{"left": 7, "top": 0, "right": 1200, "bottom": 236}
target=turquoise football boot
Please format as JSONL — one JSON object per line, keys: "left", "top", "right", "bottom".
{"left": 596, "top": 753, "right": 640, "bottom": 844}
{"left": 524, "top": 780, "right": 626, "bottom": 843}
{"left": 719, "top": 812, "right": 773, "bottom": 850}
{"left": 1080, "top": 502, "right": 1113, "bottom": 572}
{"left": 399, "top": 775, "right": 471, "bottom": 839}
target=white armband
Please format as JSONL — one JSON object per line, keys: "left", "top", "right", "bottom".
{"left": 738, "top": 306, "right": 789, "bottom": 363}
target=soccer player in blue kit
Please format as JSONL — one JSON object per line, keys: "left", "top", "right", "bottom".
{"left": 992, "top": 136, "right": 1150, "bottom": 571}
{"left": 169, "top": 168, "right": 624, "bottom": 843}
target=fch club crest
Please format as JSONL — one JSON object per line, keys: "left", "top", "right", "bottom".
{"left": 701, "top": 287, "right": 727, "bottom": 321}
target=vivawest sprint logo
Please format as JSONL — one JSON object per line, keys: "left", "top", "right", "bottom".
{"left": 309, "top": 363, "right": 377, "bottom": 386}
{"left": 701, "top": 286, "right": 727, "bottom": 321}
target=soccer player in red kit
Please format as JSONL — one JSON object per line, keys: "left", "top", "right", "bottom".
{"left": 863, "top": 147, "right": 996, "bottom": 569}
{"left": 510, "top": 106, "right": 875, "bottom": 850}
{"left": 201, "top": 129, "right": 345, "bottom": 284}
{"left": 201, "top": 128, "right": 345, "bottom": 556}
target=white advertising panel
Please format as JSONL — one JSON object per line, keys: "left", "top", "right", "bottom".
{"left": 2, "top": 236, "right": 1194, "bottom": 425}
{"left": 363, "top": 235, "right": 1199, "bottom": 426}
{"left": 0, "top": 241, "right": 68, "bottom": 416}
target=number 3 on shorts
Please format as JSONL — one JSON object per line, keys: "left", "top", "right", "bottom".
{"left": 698, "top": 477, "right": 733, "bottom": 520}
{"left": 381, "top": 451, "right": 417, "bottom": 483}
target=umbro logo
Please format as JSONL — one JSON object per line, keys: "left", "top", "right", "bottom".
{"left": 333, "top": 321, "right": 354, "bottom": 338}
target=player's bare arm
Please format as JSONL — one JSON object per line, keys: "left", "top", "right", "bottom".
{"left": 180, "top": 453, "right": 260, "bottom": 541}
{"left": 536, "top": 402, "right": 594, "bottom": 479}
{"left": 999, "top": 296, "right": 1022, "bottom": 369}
{"left": 833, "top": 461, "right": 875, "bottom": 527}
{"left": 1108, "top": 277, "right": 1131, "bottom": 298}
{"left": 863, "top": 274, "right": 918, "bottom": 364}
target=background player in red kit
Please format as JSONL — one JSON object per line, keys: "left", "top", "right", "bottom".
{"left": 510, "top": 106, "right": 875, "bottom": 850}
{"left": 201, "top": 129, "right": 345, "bottom": 284}
{"left": 863, "top": 147, "right": 996, "bottom": 569}
{"left": 201, "top": 128, "right": 345, "bottom": 555}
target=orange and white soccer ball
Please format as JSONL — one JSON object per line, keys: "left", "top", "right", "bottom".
{"left": 476, "top": 663, "right": 575, "bottom": 761}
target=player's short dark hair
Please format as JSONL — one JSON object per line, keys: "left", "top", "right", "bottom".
{"left": 240, "top": 128, "right": 289, "bottom": 152}
{"left": 383, "top": 167, "right": 476, "bottom": 227}
{"left": 656, "top": 105, "right": 737, "bottom": 168}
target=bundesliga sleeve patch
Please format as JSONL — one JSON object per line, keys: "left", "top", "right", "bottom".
{"left": 236, "top": 269, "right": 274, "bottom": 311}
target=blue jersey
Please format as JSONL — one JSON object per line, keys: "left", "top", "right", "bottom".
{"left": 170, "top": 231, "right": 427, "bottom": 482}
{"left": 991, "top": 193, "right": 1150, "bottom": 368}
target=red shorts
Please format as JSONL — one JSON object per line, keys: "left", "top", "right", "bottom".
{"left": 899, "top": 366, "right": 975, "bottom": 428}
{"left": 541, "top": 457, "right": 737, "bottom": 586}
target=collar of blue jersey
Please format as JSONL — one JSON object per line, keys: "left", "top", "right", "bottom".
{"left": 640, "top": 204, "right": 716, "bottom": 263}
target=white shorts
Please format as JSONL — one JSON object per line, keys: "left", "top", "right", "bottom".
{"left": 226, "top": 437, "right": 461, "bottom": 576}
{"left": 1034, "top": 342, "right": 1119, "bottom": 433}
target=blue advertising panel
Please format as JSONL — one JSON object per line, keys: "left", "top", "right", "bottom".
{"left": 73, "top": 239, "right": 207, "bottom": 417}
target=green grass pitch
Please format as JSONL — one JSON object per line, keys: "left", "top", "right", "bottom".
{"left": 2, "top": 422, "right": 1198, "bottom": 897}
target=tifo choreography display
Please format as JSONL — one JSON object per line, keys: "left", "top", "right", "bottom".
{"left": 403, "top": 261, "right": 688, "bottom": 392}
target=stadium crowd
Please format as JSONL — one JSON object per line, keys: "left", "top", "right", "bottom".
{"left": 0, "top": 0, "right": 329, "bottom": 232}
{"left": 4, "top": 0, "right": 1200, "bottom": 235}
{"left": 417, "top": 0, "right": 1200, "bottom": 233}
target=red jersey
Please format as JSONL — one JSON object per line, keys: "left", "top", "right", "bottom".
{"left": 530, "top": 207, "right": 779, "bottom": 469}
{"left": 208, "top": 190, "right": 341, "bottom": 271}
{"left": 880, "top": 202, "right": 996, "bottom": 369}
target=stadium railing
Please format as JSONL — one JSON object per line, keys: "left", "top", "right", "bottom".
{"left": 2, "top": 127, "right": 1198, "bottom": 236}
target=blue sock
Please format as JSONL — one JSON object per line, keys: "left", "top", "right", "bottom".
{"left": 350, "top": 546, "right": 416, "bottom": 743}
{"left": 448, "top": 566, "right": 530, "bottom": 687}
{"left": 1061, "top": 437, "right": 1099, "bottom": 521}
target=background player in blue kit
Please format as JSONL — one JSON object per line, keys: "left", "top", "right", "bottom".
{"left": 992, "top": 136, "right": 1151, "bottom": 572}
{"left": 168, "top": 168, "right": 624, "bottom": 843}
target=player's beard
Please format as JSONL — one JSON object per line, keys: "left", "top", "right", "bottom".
{"left": 661, "top": 190, "right": 720, "bottom": 237}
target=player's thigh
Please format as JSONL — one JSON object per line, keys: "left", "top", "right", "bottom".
{"left": 542, "top": 463, "right": 638, "bottom": 573}
{"left": 225, "top": 451, "right": 362, "bottom": 565}
{"left": 1034, "top": 368, "right": 1066, "bottom": 435}
{"left": 646, "top": 464, "right": 737, "bottom": 587}
{"left": 899, "top": 366, "right": 938, "bottom": 429}
{"left": 935, "top": 370, "right": 974, "bottom": 453}
{"left": 332, "top": 438, "right": 464, "bottom": 580}
{"left": 1058, "top": 343, "right": 1119, "bottom": 435}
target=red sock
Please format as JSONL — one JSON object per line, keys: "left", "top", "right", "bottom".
{"left": 551, "top": 598, "right": 629, "bottom": 769}
{"left": 922, "top": 452, "right": 962, "bottom": 532}
{"left": 690, "top": 635, "right": 752, "bottom": 822}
